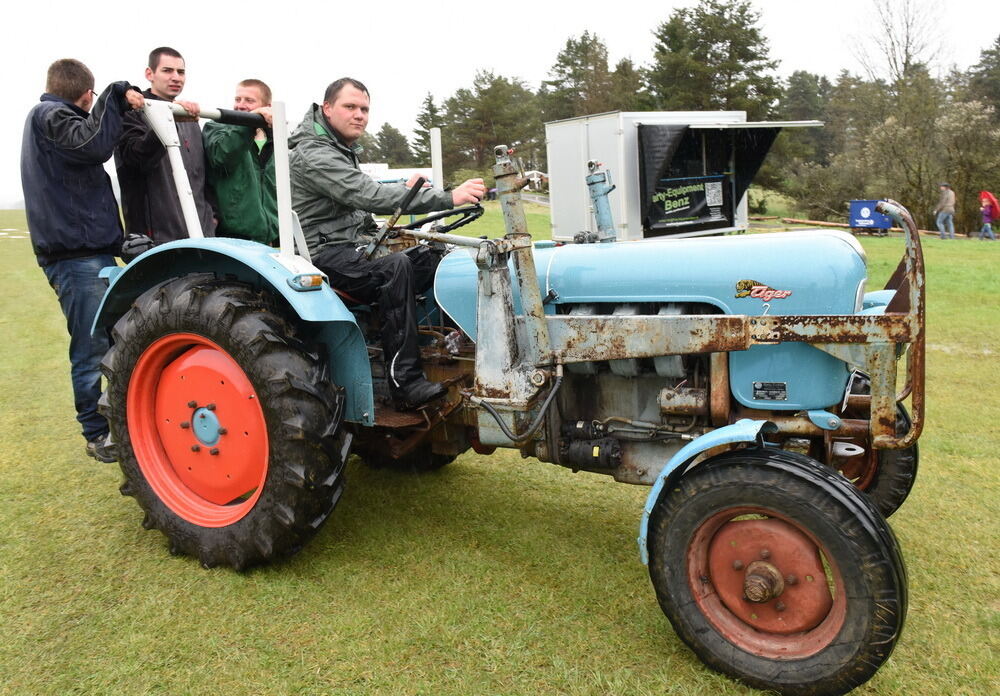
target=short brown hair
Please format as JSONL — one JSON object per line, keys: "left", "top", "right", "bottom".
{"left": 323, "top": 77, "right": 368, "bottom": 104}
{"left": 45, "top": 59, "right": 94, "bottom": 102}
{"left": 148, "top": 46, "right": 184, "bottom": 71}
{"left": 238, "top": 79, "right": 272, "bottom": 106}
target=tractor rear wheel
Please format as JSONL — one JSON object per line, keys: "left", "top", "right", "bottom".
{"left": 101, "top": 274, "right": 351, "bottom": 569}
{"left": 647, "top": 447, "right": 906, "bottom": 696}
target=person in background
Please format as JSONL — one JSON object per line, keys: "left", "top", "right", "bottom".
{"left": 978, "top": 191, "right": 997, "bottom": 241}
{"left": 20, "top": 58, "right": 145, "bottom": 462}
{"left": 203, "top": 79, "right": 277, "bottom": 244}
{"left": 115, "top": 46, "right": 215, "bottom": 243}
{"left": 288, "top": 77, "right": 485, "bottom": 410}
{"left": 934, "top": 182, "right": 956, "bottom": 240}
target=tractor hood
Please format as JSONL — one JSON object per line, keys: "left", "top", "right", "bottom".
{"left": 434, "top": 230, "right": 868, "bottom": 342}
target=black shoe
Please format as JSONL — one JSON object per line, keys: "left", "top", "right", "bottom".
{"left": 86, "top": 437, "right": 118, "bottom": 463}
{"left": 394, "top": 377, "right": 447, "bottom": 410}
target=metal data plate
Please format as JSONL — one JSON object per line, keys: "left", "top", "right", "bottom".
{"left": 753, "top": 381, "right": 788, "bottom": 401}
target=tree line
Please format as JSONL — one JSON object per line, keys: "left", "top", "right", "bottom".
{"left": 362, "top": 0, "right": 1000, "bottom": 233}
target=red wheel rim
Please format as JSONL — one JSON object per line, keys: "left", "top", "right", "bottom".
{"left": 128, "top": 333, "right": 269, "bottom": 527}
{"left": 836, "top": 447, "right": 879, "bottom": 490}
{"left": 687, "top": 507, "right": 847, "bottom": 659}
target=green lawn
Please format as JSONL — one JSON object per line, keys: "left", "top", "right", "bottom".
{"left": 1, "top": 208, "right": 997, "bottom": 695}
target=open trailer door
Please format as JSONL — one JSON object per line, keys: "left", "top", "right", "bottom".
{"left": 637, "top": 120, "right": 820, "bottom": 238}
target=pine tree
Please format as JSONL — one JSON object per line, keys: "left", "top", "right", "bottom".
{"left": 969, "top": 34, "right": 1000, "bottom": 120}
{"left": 411, "top": 93, "right": 441, "bottom": 166}
{"left": 778, "top": 71, "right": 834, "bottom": 164}
{"left": 541, "top": 31, "right": 615, "bottom": 121}
{"left": 375, "top": 123, "right": 413, "bottom": 167}
{"left": 609, "top": 58, "right": 651, "bottom": 112}
{"left": 441, "top": 71, "right": 542, "bottom": 174}
{"left": 646, "top": 0, "right": 779, "bottom": 119}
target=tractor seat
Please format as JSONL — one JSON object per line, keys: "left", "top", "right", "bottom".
{"left": 332, "top": 286, "right": 366, "bottom": 307}
{"left": 332, "top": 287, "right": 375, "bottom": 318}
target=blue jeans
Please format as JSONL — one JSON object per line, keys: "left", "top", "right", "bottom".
{"left": 42, "top": 254, "right": 115, "bottom": 442}
{"left": 980, "top": 223, "right": 996, "bottom": 240}
{"left": 936, "top": 211, "right": 955, "bottom": 239}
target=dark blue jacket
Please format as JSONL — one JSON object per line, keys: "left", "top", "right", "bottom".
{"left": 20, "top": 81, "right": 134, "bottom": 266}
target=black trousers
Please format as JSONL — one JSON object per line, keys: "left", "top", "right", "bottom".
{"left": 313, "top": 243, "right": 440, "bottom": 388}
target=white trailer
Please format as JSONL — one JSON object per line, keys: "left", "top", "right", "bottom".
{"left": 545, "top": 111, "right": 819, "bottom": 241}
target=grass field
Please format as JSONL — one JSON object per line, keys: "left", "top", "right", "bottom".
{"left": 0, "top": 207, "right": 997, "bottom": 695}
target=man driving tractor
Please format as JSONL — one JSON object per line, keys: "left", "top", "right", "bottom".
{"left": 288, "top": 77, "right": 486, "bottom": 410}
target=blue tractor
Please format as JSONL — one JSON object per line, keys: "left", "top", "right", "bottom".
{"left": 96, "top": 102, "right": 924, "bottom": 696}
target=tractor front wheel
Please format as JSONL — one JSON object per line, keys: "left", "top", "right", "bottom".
{"left": 102, "top": 275, "right": 351, "bottom": 569}
{"left": 647, "top": 448, "right": 906, "bottom": 695}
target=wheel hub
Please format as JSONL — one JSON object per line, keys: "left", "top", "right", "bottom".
{"left": 705, "top": 518, "right": 832, "bottom": 634}
{"left": 742, "top": 560, "right": 785, "bottom": 603}
{"left": 192, "top": 407, "right": 222, "bottom": 446}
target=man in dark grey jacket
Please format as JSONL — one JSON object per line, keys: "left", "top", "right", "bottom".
{"left": 115, "top": 47, "right": 216, "bottom": 242}
{"left": 289, "top": 77, "right": 485, "bottom": 409}
{"left": 21, "top": 58, "right": 144, "bottom": 462}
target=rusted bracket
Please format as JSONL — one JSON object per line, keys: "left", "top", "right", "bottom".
{"left": 541, "top": 313, "right": 916, "bottom": 361}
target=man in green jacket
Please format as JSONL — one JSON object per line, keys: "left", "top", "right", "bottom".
{"left": 289, "top": 77, "right": 485, "bottom": 410}
{"left": 204, "top": 79, "right": 277, "bottom": 243}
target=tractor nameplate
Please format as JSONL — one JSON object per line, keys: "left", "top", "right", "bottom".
{"left": 753, "top": 382, "right": 787, "bottom": 400}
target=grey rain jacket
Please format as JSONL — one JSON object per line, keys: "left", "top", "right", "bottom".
{"left": 288, "top": 103, "right": 452, "bottom": 254}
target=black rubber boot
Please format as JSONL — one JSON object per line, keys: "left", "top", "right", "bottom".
{"left": 394, "top": 377, "right": 447, "bottom": 410}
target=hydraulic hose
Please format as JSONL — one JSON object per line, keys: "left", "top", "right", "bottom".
{"left": 476, "top": 377, "right": 563, "bottom": 446}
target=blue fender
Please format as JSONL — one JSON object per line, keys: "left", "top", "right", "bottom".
{"left": 94, "top": 238, "right": 374, "bottom": 426}
{"left": 637, "top": 419, "right": 776, "bottom": 565}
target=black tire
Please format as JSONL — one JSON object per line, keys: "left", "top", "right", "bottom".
{"left": 865, "top": 405, "right": 918, "bottom": 517}
{"left": 101, "top": 274, "right": 351, "bottom": 570}
{"left": 845, "top": 375, "right": 919, "bottom": 518}
{"left": 648, "top": 447, "right": 906, "bottom": 696}
{"left": 364, "top": 445, "right": 455, "bottom": 473}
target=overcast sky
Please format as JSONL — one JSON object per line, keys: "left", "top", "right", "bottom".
{"left": 4, "top": 0, "right": 999, "bottom": 206}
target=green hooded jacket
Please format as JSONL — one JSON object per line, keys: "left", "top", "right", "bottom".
{"left": 203, "top": 122, "right": 278, "bottom": 244}
{"left": 288, "top": 104, "right": 452, "bottom": 253}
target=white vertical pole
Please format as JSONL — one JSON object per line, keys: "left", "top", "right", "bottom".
{"left": 271, "top": 101, "right": 295, "bottom": 257}
{"left": 143, "top": 101, "right": 204, "bottom": 239}
{"left": 430, "top": 127, "right": 443, "bottom": 191}
{"left": 166, "top": 147, "right": 205, "bottom": 239}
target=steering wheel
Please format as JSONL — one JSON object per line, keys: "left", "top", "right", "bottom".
{"left": 398, "top": 204, "right": 484, "bottom": 234}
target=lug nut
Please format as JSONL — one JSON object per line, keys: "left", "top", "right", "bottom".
{"left": 209, "top": 448, "right": 220, "bottom": 456}
{"left": 218, "top": 427, "right": 228, "bottom": 435}
{"left": 206, "top": 403, "right": 216, "bottom": 411}
{"left": 187, "top": 400, "right": 197, "bottom": 408}
{"left": 191, "top": 445, "right": 200, "bottom": 452}
{"left": 733, "top": 560, "right": 744, "bottom": 571}
{"left": 775, "top": 601, "right": 786, "bottom": 612}
{"left": 786, "top": 574, "right": 798, "bottom": 585}
{"left": 180, "top": 421, "right": 190, "bottom": 429}
{"left": 760, "top": 549, "right": 771, "bottom": 560}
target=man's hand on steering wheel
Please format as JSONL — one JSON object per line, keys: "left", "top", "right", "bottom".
{"left": 452, "top": 178, "right": 486, "bottom": 206}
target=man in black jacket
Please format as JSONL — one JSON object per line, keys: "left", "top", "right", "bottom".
{"left": 20, "top": 58, "right": 144, "bottom": 462}
{"left": 115, "top": 46, "right": 215, "bottom": 242}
